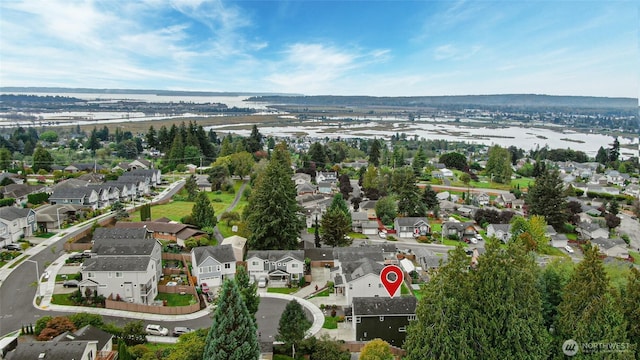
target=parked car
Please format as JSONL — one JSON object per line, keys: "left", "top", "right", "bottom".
{"left": 145, "top": 324, "right": 169, "bottom": 336}
{"left": 201, "top": 283, "right": 210, "bottom": 294}
{"left": 3, "top": 243, "right": 21, "bottom": 251}
{"left": 257, "top": 277, "right": 268, "bottom": 288}
{"left": 564, "top": 245, "right": 574, "bottom": 254}
{"left": 469, "top": 237, "right": 478, "bottom": 244}
{"left": 172, "top": 327, "right": 195, "bottom": 337}
{"left": 63, "top": 280, "right": 79, "bottom": 288}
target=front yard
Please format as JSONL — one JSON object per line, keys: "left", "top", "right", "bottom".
{"left": 266, "top": 287, "right": 299, "bottom": 295}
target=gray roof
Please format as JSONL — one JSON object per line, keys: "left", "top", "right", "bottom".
{"left": 50, "top": 187, "right": 96, "bottom": 200}
{"left": 395, "top": 217, "right": 429, "bottom": 227}
{"left": 192, "top": 245, "right": 236, "bottom": 264}
{"left": 60, "top": 325, "right": 113, "bottom": 351}
{"left": 335, "top": 246, "right": 385, "bottom": 264}
{"left": 5, "top": 341, "right": 91, "bottom": 360}
{"left": 83, "top": 256, "right": 151, "bottom": 272}
{"left": 0, "top": 207, "right": 31, "bottom": 221}
{"left": 489, "top": 224, "right": 511, "bottom": 232}
{"left": 352, "top": 296, "right": 417, "bottom": 316}
{"left": 247, "top": 250, "right": 305, "bottom": 263}
{"left": 1, "top": 183, "right": 46, "bottom": 198}
{"left": 304, "top": 248, "right": 335, "bottom": 261}
{"left": 351, "top": 211, "right": 369, "bottom": 221}
{"left": 362, "top": 220, "right": 379, "bottom": 229}
{"left": 360, "top": 200, "right": 377, "bottom": 210}
{"left": 343, "top": 258, "right": 385, "bottom": 282}
{"left": 93, "top": 227, "right": 149, "bottom": 241}
{"left": 591, "top": 237, "right": 626, "bottom": 250}
{"left": 122, "top": 169, "right": 158, "bottom": 176}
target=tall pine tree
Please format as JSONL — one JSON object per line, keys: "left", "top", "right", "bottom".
{"left": 203, "top": 279, "right": 259, "bottom": 360}
{"left": 191, "top": 192, "right": 216, "bottom": 229}
{"left": 245, "top": 143, "right": 304, "bottom": 250}
{"left": 235, "top": 265, "right": 260, "bottom": 319}
{"left": 277, "top": 300, "right": 312, "bottom": 358}
{"left": 526, "top": 169, "right": 567, "bottom": 230}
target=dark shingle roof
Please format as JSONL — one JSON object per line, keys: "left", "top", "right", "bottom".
{"left": 61, "top": 325, "right": 113, "bottom": 350}
{"left": 352, "top": 297, "right": 417, "bottom": 316}
{"left": 246, "top": 250, "right": 305, "bottom": 262}
{"left": 83, "top": 256, "right": 151, "bottom": 272}
{"left": 335, "top": 246, "right": 384, "bottom": 264}
{"left": 50, "top": 187, "right": 96, "bottom": 200}
{"left": 0, "top": 207, "right": 31, "bottom": 221}
{"left": 92, "top": 228, "right": 155, "bottom": 256}
{"left": 304, "top": 248, "right": 335, "bottom": 261}
{"left": 394, "top": 217, "right": 429, "bottom": 227}
{"left": 5, "top": 341, "right": 90, "bottom": 360}
{"left": 192, "top": 245, "right": 236, "bottom": 264}
{"left": 343, "top": 258, "right": 384, "bottom": 282}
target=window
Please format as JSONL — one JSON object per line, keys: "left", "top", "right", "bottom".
{"left": 277, "top": 262, "right": 282, "bottom": 267}
{"left": 368, "top": 284, "right": 371, "bottom": 287}
{"left": 199, "top": 267, "right": 204, "bottom": 273}
{"left": 349, "top": 284, "right": 353, "bottom": 289}
{"left": 206, "top": 266, "right": 213, "bottom": 273}
{"left": 379, "top": 316, "right": 384, "bottom": 321}
{"left": 115, "top": 272, "right": 123, "bottom": 278}
{"left": 355, "top": 317, "right": 361, "bottom": 324}
{"left": 378, "top": 284, "right": 382, "bottom": 288}
{"left": 108, "top": 272, "right": 112, "bottom": 278}
{"left": 216, "top": 266, "right": 221, "bottom": 272}
{"left": 399, "top": 326, "right": 407, "bottom": 332}
{"left": 291, "top": 263, "right": 298, "bottom": 268}
{"left": 224, "top": 263, "right": 231, "bottom": 269}
{"left": 252, "top": 261, "right": 259, "bottom": 266}
{"left": 87, "top": 272, "right": 94, "bottom": 278}
{"left": 408, "top": 315, "right": 417, "bottom": 321}
{"left": 99, "top": 284, "right": 107, "bottom": 288}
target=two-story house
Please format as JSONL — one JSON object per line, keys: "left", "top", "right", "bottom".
{"left": 191, "top": 244, "right": 237, "bottom": 286}
{"left": 394, "top": 217, "right": 431, "bottom": 239}
{"left": 114, "top": 220, "right": 207, "bottom": 246}
{"left": 80, "top": 228, "right": 161, "bottom": 305}
{"left": 486, "top": 223, "right": 512, "bottom": 243}
{"left": 351, "top": 296, "right": 417, "bottom": 347}
{"left": 121, "top": 168, "right": 162, "bottom": 185}
{"left": 49, "top": 187, "right": 99, "bottom": 210}
{"left": 1, "top": 183, "right": 49, "bottom": 207}
{"left": 333, "top": 258, "right": 388, "bottom": 305}
{"left": 442, "top": 221, "right": 477, "bottom": 241}
{"left": 246, "top": 250, "right": 305, "bottom": 287}
{"left": 0, "top": 207, "right": 36, "bottom": 247}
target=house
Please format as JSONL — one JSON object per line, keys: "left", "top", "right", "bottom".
{"left": 591, "top": 237, "right": 629, "bottom": 259}
{"left": 246, "top": 250, "right": 305, "bottom": 287}
{"left": 0, "top": 207, "right": 36, "bottom": 247}
{"left": 195, "top": 175, "right": 212, "bottom": 191}
{"left": 80, "top": 228, "right": 162, "bottom": 305}
{"left": 316, "top": 171, "right": 337, "bottom": 183}
{"left": 34, "top": 204, "right": 80, "bottom": 232}
{"left": 441, "top": 168, "right": 454, "bottom": 178}
{"left": 1, "top": 183, "right": 48, "bottom": 206}
{"left": 351, "top": 297, "right": 417, "bottom": 346}
{"left": 361, "top": 221, "right": 380, "bottom": 235}
{"left": 87, "top": 184, "right": 119, "bottom": 208}
{"left": 113, "top": 220, "right": 207, "bottom": 247}
{"left": 191, "top": 245, "right": 237, "bottom": 286}
{"left": 473, "top": 192, "right": 490, "bottom": 206}
{"left": 487, "top": 224, "right": 511, "bottom": 243}
{"left": 576, "top": 221, "right": 609, "bottom": 240}
{"left": 121, "top": 168, "right": 162, "bottom": 185}
{"left": 58, "top": 325, "right": 115, "bottom": 358}
{"left": 49, "top": 187, "right": 99, "bottom": 210}
{"left": 317, "top": 181, "right": 333, "bottom": 194}
{"left": 442, "top": 221, "right": 477, "bottom": 241}
{"left": 414, "top": 248, "right": 447, "bottom": 270}
{"left": 0, "top": 172, "right": 23, "bottom": 185}
{"left": 292, "top": 173, "right": 312, "bottom": 185}
{"left": 360, "top": 200, "right": 378, "bottom": 219}
{"left": 496, "top": 193, "right": 516, "bottom": 208}
{"left": 5, "top": 340, "right": 98, "bottom": 360}
{"left": 333, "top": 258, "right": 387, "bottom": 305}
{"left": 394, "top": 217, "right": 431, "bottom": 239}
{"left": 220, "top": 235, "right": 247, "bottom": 262}
{"left": 297, "top": 182, "right": 316, "bottom": 195}
{"left": 551, "top": 234, "right": 569, "bottom": 248}
{"left": 351, "top": 211, "right": 369, "bottom": 232}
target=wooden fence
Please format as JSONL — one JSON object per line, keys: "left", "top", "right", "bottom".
{"left": 105, "top": 294, "right": 200, "bottom": 315}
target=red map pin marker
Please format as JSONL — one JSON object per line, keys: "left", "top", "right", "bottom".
{"left": 380, "top": 265, "right": 404, "bottom": 298}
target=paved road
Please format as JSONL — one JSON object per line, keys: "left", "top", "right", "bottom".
{"left": 0, "top": 180, "right": 185, "bottom": 336}
{"left": 213, "top": 180, "right": 248, "bottom": 242}
{"left": 618, "top": 213, "right": 640, "bottom": 253}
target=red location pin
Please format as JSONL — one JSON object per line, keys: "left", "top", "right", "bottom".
{"left": 380, "top": 265, "right": 404, "bottom": 298}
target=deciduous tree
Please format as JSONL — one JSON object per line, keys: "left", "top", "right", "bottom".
{"left": 32, "top": 146, "right": 54, "bottom": 172}
{"left": 359, "top": 338, "right": 394, "bottom": 360}
{"left": 375, "top": 196, "right": 397, "bottom": 225}
{"left": 484, "top": 145, "right": 512, "bottom": 183}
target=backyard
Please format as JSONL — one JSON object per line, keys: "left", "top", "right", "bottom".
{"left": 154, "top": 292, "right": 197, "bottom": 306}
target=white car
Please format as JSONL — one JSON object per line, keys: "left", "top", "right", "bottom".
{"left": 257, "top": 277, "right": 268, "bottom": 288}
{"left": 564, "top": 245, "right": 574, "bottom": 254}
{"left": 145, "top": 324, "right": 169, "bottom": 336}
{"left": 469, "top": 237, "right": 478, "bottom": 244}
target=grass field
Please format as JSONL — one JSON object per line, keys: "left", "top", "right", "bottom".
{"left": 51, "top": 293, "right": 75, "bottom": 306}
{"left": 322, "top": 316, "right": 339, "bottom": 329}
{"left": 155, "top": 293, "right": 197, "bottom": 306}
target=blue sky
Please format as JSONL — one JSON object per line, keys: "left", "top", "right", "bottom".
{"left": 0, "top": 0, "right": 637, "bottom": 97}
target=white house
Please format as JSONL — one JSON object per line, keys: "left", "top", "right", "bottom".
{"left": 246, "top": 250, "right": 305, "bottom": 287}
{"left": 80, "top": 228, "right": 161, "bottom": 305}
{"left": 333, "top": 258, "right": 388, "bottom": 305}
{"left": 394, "top": 217, "right": 431, "bottom": 238}
{"left": 0, "top": 207, "right": 36, "bottom": 247}
{"left": 191, "top": 245, "right": 237, "bottom": 286}
{"left": 487, "top": 224, "right": 511, "bottom": 243}
{"left": 591, "top": 237, "right": 629, "bottom": 259}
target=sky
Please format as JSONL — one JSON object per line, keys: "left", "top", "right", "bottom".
{"left": 0, "top": 0, "right": 637, "bottom": 97}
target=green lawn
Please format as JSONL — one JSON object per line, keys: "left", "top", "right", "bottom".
{"left": 630, "top": 251, "right": 640, "bottom": 265}
{"left": 442, "top": 239, "right": 467, "bottom": 247}
{"left": 35, "top": 232, "right": 56, "bottom": 238}
{"left": 144, "top": 342, "right": 176, "bottom": 351}
{"left": 413, "top": 289, "right": 425, "bottom": 301}
{"left": 348, "top": 232, "right": 368, "bottom": 239}
{"left": 430, "top": 223, "right": 442, "bottom": 232}
{"left": 51, "top": 293, "right": 75, "bottom": 306}
{"left": 310, "top": 288, "right": 331, "bottom": 298}
{"left": 155, "top": 293, "right": 197, "bottom": 306}
{"left": 267, "top": 287, "right": 299, "bottom": 294}
{"left": 322, "top": 316, "right": 339, "bottom": 329}
{"left": 131, "top": 201, "right": 195, "bottom": 222}
{"left": 401, "top": 282, "right": 410, "bottom": 295}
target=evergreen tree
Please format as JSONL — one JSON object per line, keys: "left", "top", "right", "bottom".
{"left": 622, "top": 267, "right": 640, "bottom": 349}
{"left": 554, "top": 246, "right": 628, "bottom": 359}
{"left": 369, "top": 139, "right": 382, "bottom": 166}
{"left": 0, "top": 148, "right": 11, "bottom": 170}
{"left": 422, "top": 185, "right": 439, "bottom": 211}
{"left": 168, "top": 133, "right": 185, "bottom": 169}
{"left": 191, "top": 192, "right": 217, "bottom": 229}
{"left": 185, "top": 174, "right": 198, "bottom": 201}
{"left": 235, "top": 265, "right": 260, "bottom": 319}
{"left": 308, "top": 142, "right": 327, "bottom": 170}
{"left": 321, "top": 208, "right": 352, "bottom": 247}
{"left": 203, "top": 279, "right": 259, "bottom": 360}
{"left": 32, "top": 146, "right": 54, "bottom": 172}
{"left": 157, "top": 125, "right": 170, "bottom": 152}
{"left": 393, "top": 167, "right": 426, "bottom": 217}
{"left": 538, "top": 258, "right": 574, "bottom": 330}
{"left": 595, "top": 146, "right": 609, "bottom": 165}
{"left": 412, "top": 145, "right": 427, "bottom": 176}
{"left": 527, "top": 169, "right": 567, "bottom": 230}
{"left": 86, "top": 127, "right": 101, "bottom": 154}
{"left": 246, "top": 125, "right": 263, "bottom": 154}
{"left": 609, "top": 137, "right": 620, "bottom": 164}
{"left": 314, "top": 216, "right": 321, "bottom": 248}
{"left": 277, "top": 300, "right": 312, "bottom": 358}
{"left": 146, "top": 126, "right": 157, "bottom": 149}
{"left": 219, "top": 135, "right": 234, "bottom": 157}
{"left": 245, "top": 143, "right": 304, "bottom": 250}
{"left": 338, "top": 174, "right": 353, "bottom": 199}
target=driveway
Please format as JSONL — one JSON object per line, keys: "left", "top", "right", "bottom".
{"left": 618, "top": 213, "right": 640, "bottom": 252}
